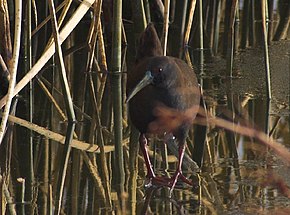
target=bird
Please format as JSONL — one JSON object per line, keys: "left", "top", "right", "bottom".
{"left": 126, "top": 23, "right": 201, "bottom": 193}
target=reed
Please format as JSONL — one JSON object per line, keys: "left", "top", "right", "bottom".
{"left": 0, "top": 0, "right": 289, "bottom": 214}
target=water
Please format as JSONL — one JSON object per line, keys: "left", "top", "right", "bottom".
{"left": 124, "top": 41, "right": 290, "bottom": 214}
{"left": 129, "top": 101, "right": 289, "bottom": 214}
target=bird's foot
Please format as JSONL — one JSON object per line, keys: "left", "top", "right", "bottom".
{"left": 145, "top": 175, "right": 172, "bottom": 188}
{"left": 168, "top": 171, "right": 192, "bottom": 196}
{"left": 145, "top": 172, "right": 192, "bottom": 194}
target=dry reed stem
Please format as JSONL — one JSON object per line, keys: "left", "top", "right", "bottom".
{"left": 36, "top": 78, "right": 67, "bottom": 120}
{"left": 31, "top": 0, "right": 37, "bottom": 26}
{"left": 161, "top": 0, "right": 170, "bottom": 55}
{"left": 97, "top": 21, "right": 108, "bottom": 108}
{"left": 45, "top": 0, "right": 73, "bottom": 51}
{"left": 85, "top": 3, "right": 112, "bottom": 205}
{"left": 0, "top": 0, "right": 22, "bottom": 144}
{"left": 0, "top": 175, "right": 17, "bottom": 215}
{"left": 3, "top": 114, "right": 128, "bottom": 152}
{"left": 184, "top": 0, "right": 197, "bottom": 45}
{"left": 87, "top": 45, "right": 112, "bottom": 208}
{"left": 48, "top": 0, "right": 77, "bottom": 213}
{"left": 184, "top": 49, "right": 194, "bottom": 69}
{"left": 261, "top": 0, "right": 272, "bottom": 99}
{"left": 0, "top": 0, "right": 95, "bottom": 109}
{"left": 87, "top": 0, "right": 102, "bottom": 74}
{"left": 31, "top": 1, "right": 66, "bottom": 36}
{"left": 81, "top": 151, "right": 107, "bottom": 206}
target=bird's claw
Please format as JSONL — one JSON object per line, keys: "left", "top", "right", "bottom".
{"left": 145, "top": 172, "right": 192, "bottom": 191}
{"left": 145, "top": 175, "right": 172, "bottom": 188}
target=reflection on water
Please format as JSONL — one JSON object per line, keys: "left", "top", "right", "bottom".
{"left": 10, "top": 63, "right": 288, "bottom": 215}
{"left": 123, "top": 49, "right": 290, "bottom": 213}
{"left": 126, "top": 88, "right": 290, "bottom": 214}
{"left": 6, "top": 67, "right": 289, "bottom": 215}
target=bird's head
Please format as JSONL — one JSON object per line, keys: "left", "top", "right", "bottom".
{"left": 126, "top": 57, "right": 178, "bottom": 102}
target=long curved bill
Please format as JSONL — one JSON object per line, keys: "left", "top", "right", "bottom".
{"left": 126, "top": 71, "right": 153, "bottom": 103}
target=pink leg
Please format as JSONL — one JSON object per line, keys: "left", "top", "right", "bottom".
{"left": 139, "top": 134, "right": 173, "bottom": 187}
{"left": 139, "top": 134, "right": 193, "bottom": 191}
{"left": 139, "top": 134, "right": 155, "bottom": 178}
{"left": 169, "top": 144, "right": 193, "bottom": 194}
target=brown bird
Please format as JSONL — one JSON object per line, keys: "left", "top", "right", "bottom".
{"left": 127, "top": 23, "right": 200, "bottom": 193}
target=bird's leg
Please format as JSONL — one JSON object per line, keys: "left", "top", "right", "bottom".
{"left": 139, "top": 134, "right": 172, "bottom": 186}
{"left": 139, "top": 134, "right": 155, "bottom": 178}
{"left": 169, "top": 144, "right": 193, "bottom": 193}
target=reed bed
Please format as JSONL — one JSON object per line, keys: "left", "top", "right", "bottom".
{"left": 0, "top": 0, "right": 289, "bottom": 214}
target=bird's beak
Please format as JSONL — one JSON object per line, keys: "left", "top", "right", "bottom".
{"left": 126, "top": 71, "right": 153, "bottom": 103}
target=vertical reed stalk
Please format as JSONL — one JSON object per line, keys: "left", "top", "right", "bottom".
{"left": 162, "top": 0, "right": 170, "bottom": 55}
{"left": 131, "top": 0, "right": 147, "bottom": 36}
{"left": 42, "top": 137, "right": 49, "bottom": 215}
{"left": 111, "top": 0, "right": 125, "bottom": 195}
{"left": 45, "top": 0, "right": 73, "bottom": 49}
{"left": 241, "top": 0, "right": 250, "bottom": 48}
{"left": 267, "top": 0, "right": 274, "bottom": 42}
{"left": 1, "top": 175, "right": 17, "bottom": 215}
{"left": 128, "top": 126, "right": 139, "bottom": 215}
{"left": 97, "top": 21, "right": 108, "bottom": 108}
{"left": 198, "top": 0, "right": 204, "bottom": 75}
{"left": 86, "top": 3, "right": 112, "bottom": 207}
{"left": 273, "top": 0, "right": 290, "bottom": 41}
{"left": 23, "top": 0, "right": 35, "bottom": 212}
{"left": 249, "top": 0, "right": 255, "bottom": 46}
{"left": 0, "top": 0, "right": 22, "bottom": 144}
{"left": 226, "top": 0, "right": 238, "bottom": 77}
{"left": 18, "top": 178, "right": 25, "bottom": 215}
{"left": 48, "top": 0, "right": 76, "bottom": 214}
{"left": 261, "top": 0, "right": 272, "bottom": 100}
{"left": 170, "top": 0, "right": 188, "bottom": 57}
{"left": 144, "top": 0, "right": 151, "bottom": 23}
{"left": 87, "top": 72, "right": 112, "bottom": 208}
{"left": 213, "top": 0, "right": 221, "bottom": 55}
{"left": 160, "top": 0, "right": 171, "bottom": 174}
{"left": 206, "top": 0, "right": 216, "bottom": 56}
{"left": 234, "top": 6, "right": 240, "bottom": 52}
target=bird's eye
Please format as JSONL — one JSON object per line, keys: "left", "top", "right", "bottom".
{"left": 158, "top": 68, "right": 163, "bottom": 73}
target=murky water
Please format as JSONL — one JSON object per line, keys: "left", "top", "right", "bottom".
{"left": 4, "top": 39, "right": 289, "bottom": 215}
{"left": 123, "top": 41, "right": 290, "bottom": 214}
{"left": 126, "top": 100, "right": 289, "bottom": 214}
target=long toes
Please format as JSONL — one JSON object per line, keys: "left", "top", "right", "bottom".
{"left": 169, "top": 173, "right": 192, "bottom": 194}
{"left": 179, "top": 174, "right": 193, "bottom": 186}
{"left": 145, "top": 176, "right": 172, "bottom": 188}
{"left": 145, "top": 173, "right": 192, "bottom": 191}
